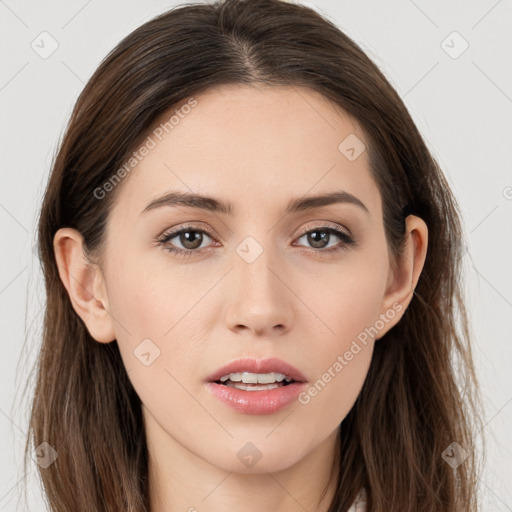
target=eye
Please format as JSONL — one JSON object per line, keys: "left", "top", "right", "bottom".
{"left": 157, "top": 225, "right": 217, "bottom": 258}
{"left": 293, "top": 224, "right": 355, "bottom": 253}
{"left": 157, "top": 223, "right": 355, "bottom": 258}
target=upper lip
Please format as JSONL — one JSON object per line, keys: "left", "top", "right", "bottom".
{"left": 206, "top": 357, "right": 308, "bottom": 383}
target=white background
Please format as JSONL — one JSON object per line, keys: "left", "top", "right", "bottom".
{"left": 1, "top": 0, "right": 511, "bottom": 510}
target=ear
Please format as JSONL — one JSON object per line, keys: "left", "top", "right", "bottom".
{"left": 375, "top": 215, "right": 428, "bottom": 339}
{"left": 53, "top": 227, "right": 116, "bottom": 343}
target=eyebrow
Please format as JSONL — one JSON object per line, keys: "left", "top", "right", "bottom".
{"left": 141, "top": 190, "right": 369, "bottom": 216}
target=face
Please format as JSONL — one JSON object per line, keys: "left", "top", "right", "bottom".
{"left": 60, "top": 84, "right": 419, "bottom": 475}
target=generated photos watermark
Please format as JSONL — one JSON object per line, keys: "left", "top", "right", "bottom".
{"left": 298, "top": 301, "right": 403, "bottom": 405}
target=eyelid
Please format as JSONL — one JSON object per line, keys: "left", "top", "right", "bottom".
{"left": 158, "top": 222, "right": 217, "bottom": 241}
{"left": 294, "top": 221, "right": 351, "bottom": 238}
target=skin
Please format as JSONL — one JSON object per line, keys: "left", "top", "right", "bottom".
{"left": 53, "top": 84, "right": 428, "bottom": 511}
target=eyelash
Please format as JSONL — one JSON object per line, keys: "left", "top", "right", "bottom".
{"left": 157, "top": 223, "right": 355, "bottom": 259}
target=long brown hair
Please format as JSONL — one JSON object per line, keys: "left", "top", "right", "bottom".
{"left": 22, "top": 0, "right": 484, "bottom": 510}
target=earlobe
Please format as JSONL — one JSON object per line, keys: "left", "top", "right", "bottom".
{"left": 53, "top": 228, "right": 116, "bottom": 343}
{"left": 376, "top": 215, "right": 428, "bottom": 338}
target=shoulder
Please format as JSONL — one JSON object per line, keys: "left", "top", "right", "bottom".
{"left": 347, "top": 487, "right": 367, "bottom": 511}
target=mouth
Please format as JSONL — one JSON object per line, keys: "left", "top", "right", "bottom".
{"left": 205, "top": 357, "right": 308, "bottom": 415}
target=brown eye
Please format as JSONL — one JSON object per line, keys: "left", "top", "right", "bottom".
{"left": 158, "top": 226, "right": 216, "bottom": 256}
{"left": 303, "top": 229, "right": 330, "bottom": 249}
{"left": 295, "top": 226, "right": 354, "bottom": 252}
{"left": 173, "top": 230, "right": 205, "bottom": 250}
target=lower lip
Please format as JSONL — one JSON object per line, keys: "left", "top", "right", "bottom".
{"left": 206, "top": 381, "right": 308, "bottom": 415}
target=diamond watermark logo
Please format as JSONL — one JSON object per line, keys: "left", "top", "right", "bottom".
{"left": 442, "top": 442, "right": 469, "bottom": 468}
{"left": 236, "top": 236, "right": 264, "bottom": 264}
{"left": 34, "top": 442, "right": 58, "bottom": 469}
{"left": 338, "top": 134, "right": 366, "bottom": 161}
{"left": 134, "top": 338, "right": 161, "bottom": 366}
{"left": 237, "top": 442, "right": 262, "bottom": 468}
{"left": 31, "top": 31, "right": 59, "bottom": 59}
{"left": 441, "top": 31, "right": 469, "bottom": 60}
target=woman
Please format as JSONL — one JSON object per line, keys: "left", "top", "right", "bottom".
{"left": 25, "top": 0, "right": 483, "bottom": 510}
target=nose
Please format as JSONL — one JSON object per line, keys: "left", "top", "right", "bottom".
{"left": 224, "top": 242, "right": 293, "bottom": 338}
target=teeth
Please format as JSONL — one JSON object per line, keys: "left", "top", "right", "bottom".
{"left": 225, "top": 381, "right": 281, "bottom": 391}
{"left": 219, "top": 372, "right": 291, "bottom": 384}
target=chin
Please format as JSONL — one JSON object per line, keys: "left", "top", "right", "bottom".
{"left": 205, "top": 440, "right": 309, "bottom": 475}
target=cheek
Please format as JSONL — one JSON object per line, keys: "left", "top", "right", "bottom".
{"left": 290, "top": 249, "right": 387, "bottom": 425}
{"left": 295, "top": 247, "right": 388, "bottom": 353}
{"left": 293, "top": 282, "right": 378, "bottom": 438}
{"left": 106, "top": 248, "right": 220, "bottom": 342}
{"left": 105, "top": 248, "right": 225, "bottom": 392}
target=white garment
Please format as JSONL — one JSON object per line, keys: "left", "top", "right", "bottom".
{"left": 347, "top": 487, "right": 367, "bottom": 511}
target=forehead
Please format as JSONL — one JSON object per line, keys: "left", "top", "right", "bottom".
{"left": 111, "top": 84, "right": 381, "bottom": 220}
